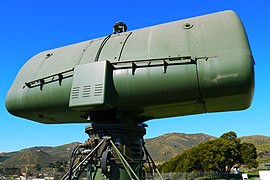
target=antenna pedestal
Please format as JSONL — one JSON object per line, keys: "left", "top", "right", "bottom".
{"left": 84, "top": 122, "right": 146, "bottom": 180}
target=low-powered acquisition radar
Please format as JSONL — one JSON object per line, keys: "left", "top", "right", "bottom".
{"left": 6, "top": 10, "right": 255, "bottom": 180}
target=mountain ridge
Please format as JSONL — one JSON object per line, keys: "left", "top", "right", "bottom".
{"left": 0, "top": 133, "right": 269, "bottom": 169}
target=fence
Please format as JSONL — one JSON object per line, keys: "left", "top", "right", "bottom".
{"left": 146, "top": 171, "right": 242, "bottom": 180}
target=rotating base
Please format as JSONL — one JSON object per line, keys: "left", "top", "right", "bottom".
{"left": 85, "top": 122, "right": 146, "bottom": 180}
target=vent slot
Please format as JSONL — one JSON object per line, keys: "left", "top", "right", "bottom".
{"left": 82, "top": 85, "right": 91, "bottom": 97}
{"left": 94, "top": 84, "right": 103, "bottom": 96}
{"left": 71, "top": 86, "right": 80, "bottom": 99}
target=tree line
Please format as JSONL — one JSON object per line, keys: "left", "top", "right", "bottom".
{"left": 158, "top": 131, "right": 258, "bottom": 173}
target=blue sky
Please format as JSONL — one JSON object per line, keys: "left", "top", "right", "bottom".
{"left": 0, "top": 0, "right": 269, "bottom": 152}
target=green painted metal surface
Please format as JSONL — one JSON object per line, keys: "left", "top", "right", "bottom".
{"left": 6, "top": 10, "right": 254, "bottom": 124}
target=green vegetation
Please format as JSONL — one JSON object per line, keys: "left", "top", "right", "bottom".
{"left": 158, "top": 131, "right": 258, "bottom": 173}
{"left": 55, "top": 160, "right": 67, "bottom": 172}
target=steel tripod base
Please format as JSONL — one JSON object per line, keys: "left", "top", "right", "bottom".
{"left": 61, "top": 122, "right": 162, "bottom": 180}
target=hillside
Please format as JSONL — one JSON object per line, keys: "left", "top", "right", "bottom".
{"left": 0, "top": 143, "right": 79, "bottom": 168}
{"left": 145, "top": 133, "right": 216, "bottom": 163}
{"left": 241, "top": 135, "right": 270, "bottom": 152}
{"left": 1, "top": 150, "right": 52, "bottom": 167}
{"left": 241, "top": 135, "right": 270, "bottom": 163}
{"left": 0, "top": 133, "right": 269, "bottom": 170}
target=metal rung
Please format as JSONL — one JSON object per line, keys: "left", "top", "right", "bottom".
{"left": 24, "top": 69, "right": 74, "bottom": 89}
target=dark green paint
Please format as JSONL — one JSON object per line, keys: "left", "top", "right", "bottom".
{"left": 6, "top": 10, "right": 254, "bottom": 124}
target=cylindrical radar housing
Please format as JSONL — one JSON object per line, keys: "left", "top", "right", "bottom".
{"left": 6, "top": 10, "right": 255, "bottom": 124}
